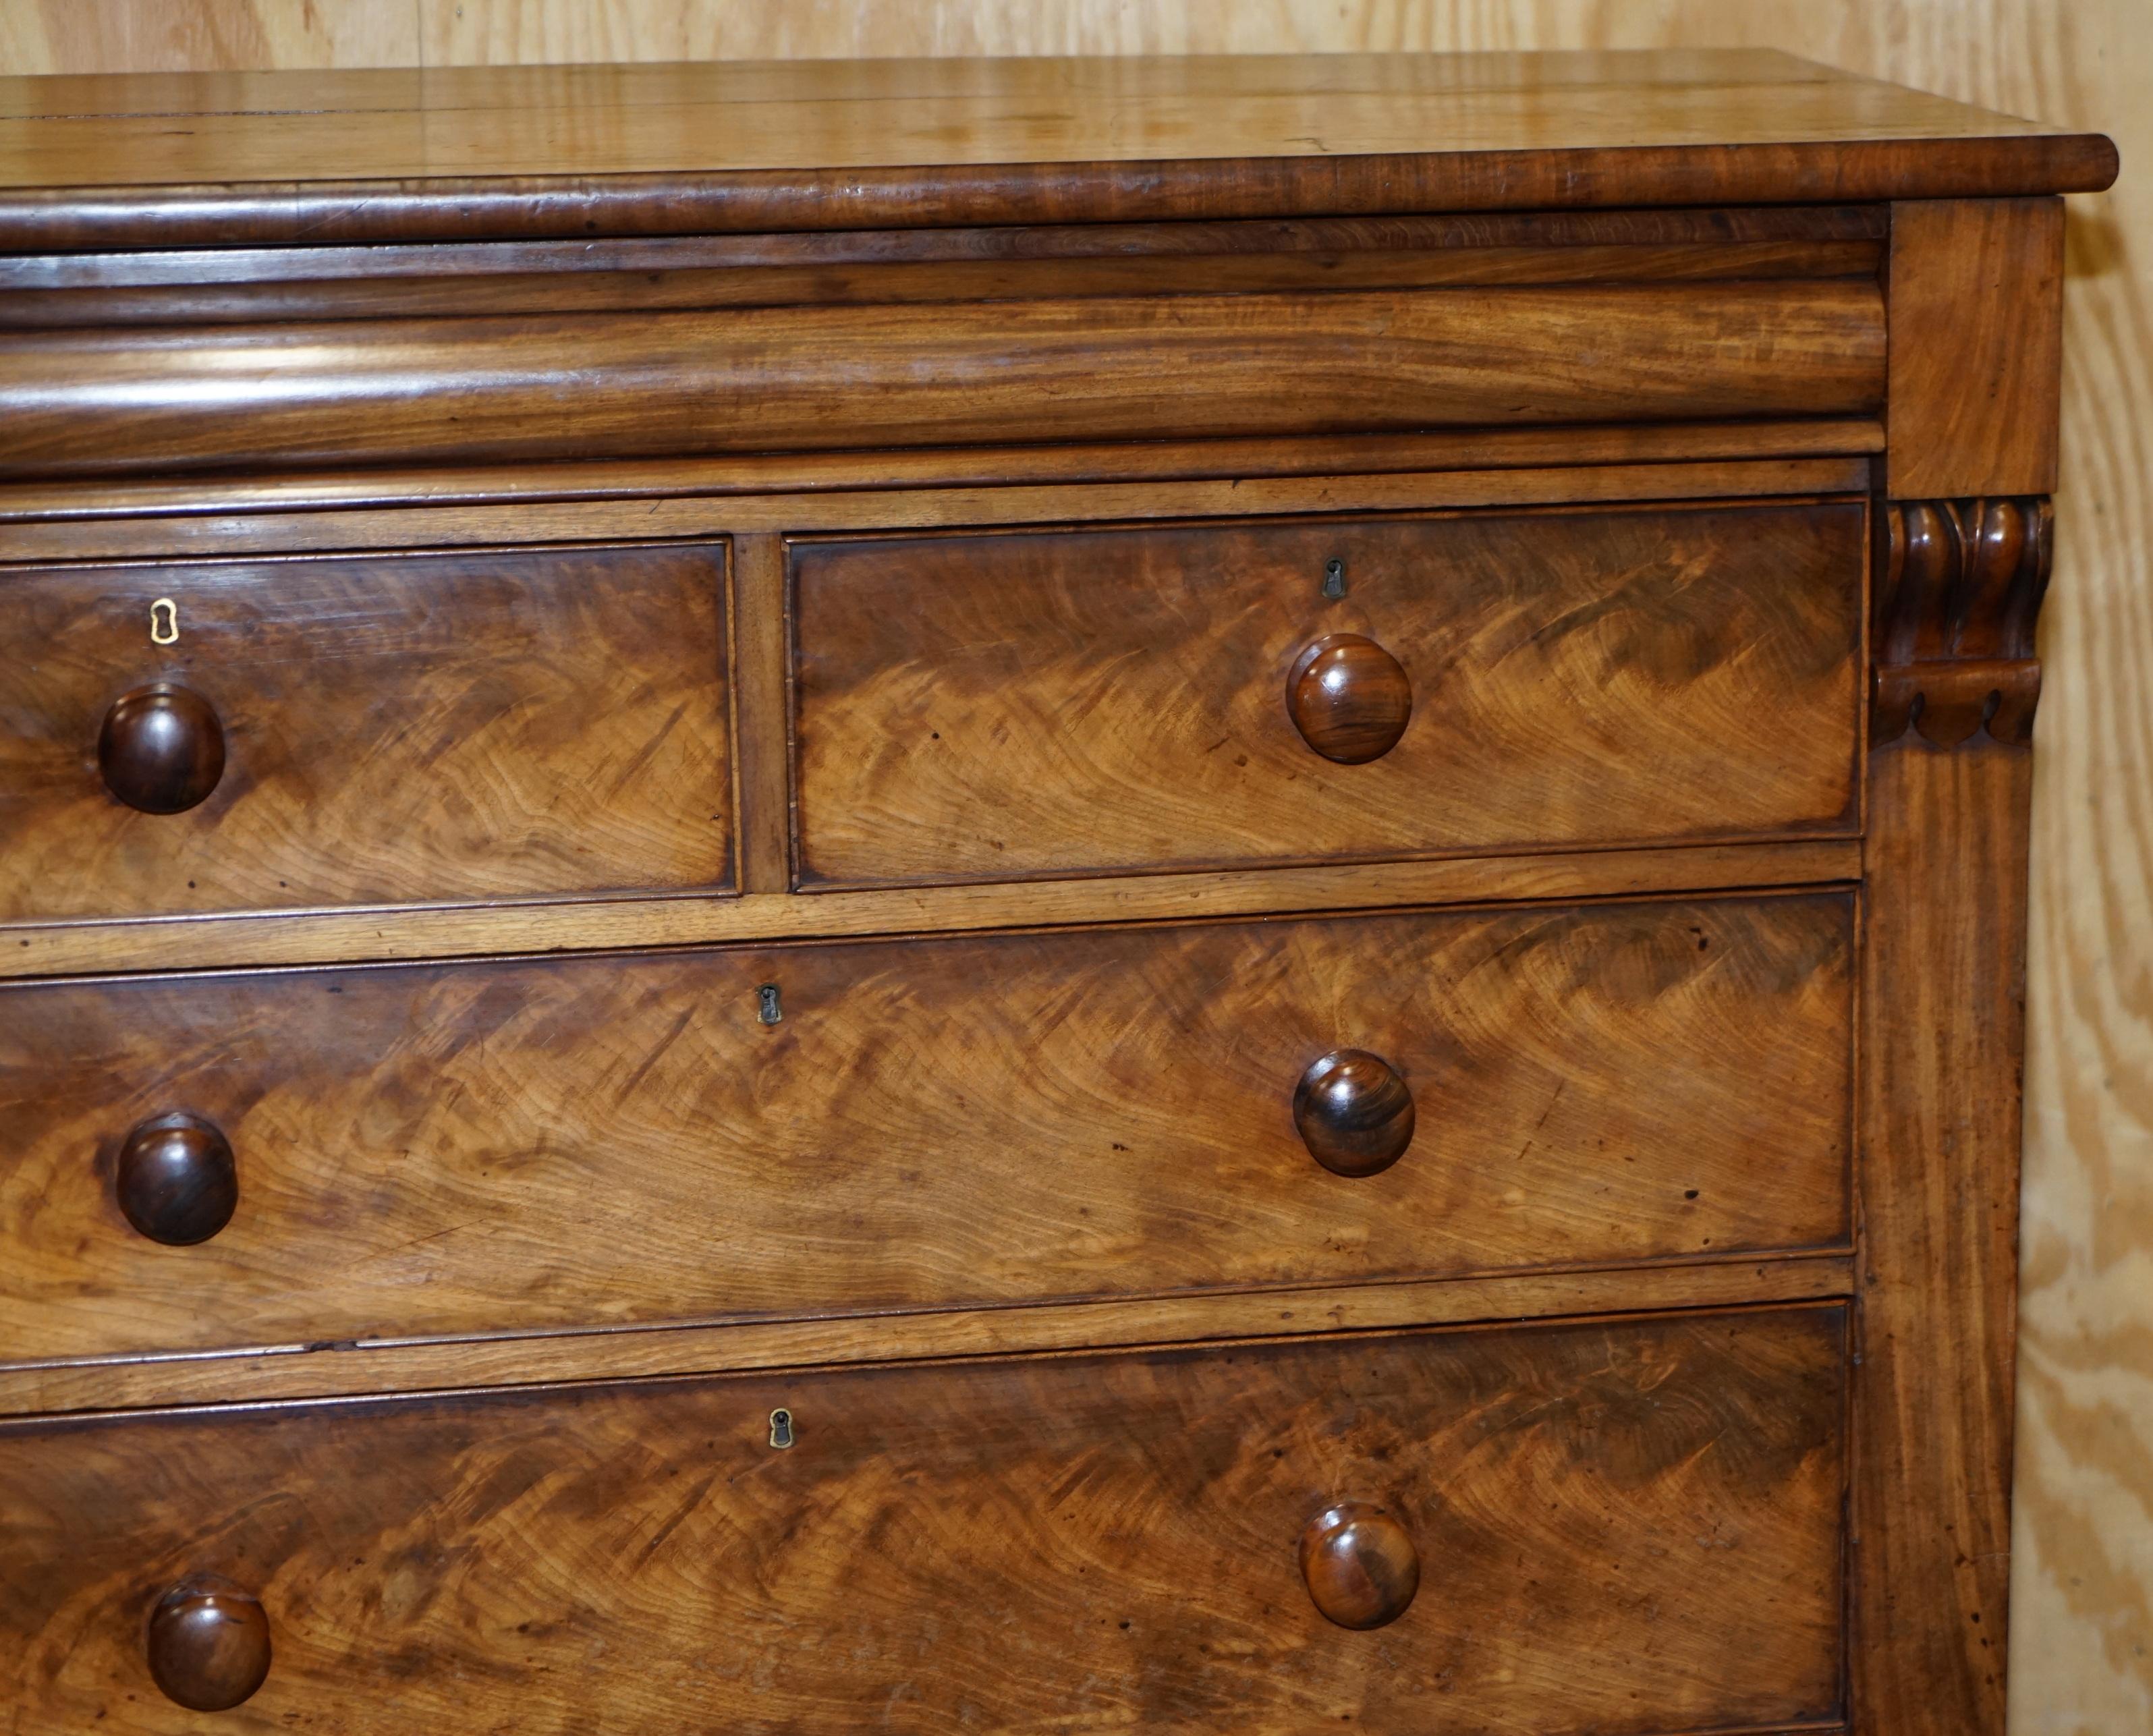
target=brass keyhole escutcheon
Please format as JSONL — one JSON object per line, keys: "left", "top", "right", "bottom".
{"left": 149, "top": 598, "right": 179, "bottom": 646}
{"left": 768, "top": 1407, "right": 795, "bottom": 1449}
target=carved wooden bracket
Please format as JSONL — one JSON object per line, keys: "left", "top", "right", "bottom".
{"left": 1873, "top": 497, "right": 2053, "bottom": 748}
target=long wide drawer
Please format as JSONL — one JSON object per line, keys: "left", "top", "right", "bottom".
{"left": 0, "top": 541, "right": 733, "bottom": 922}
{"left": 0, "top": 1308, "right": 1849, "bottom": 1734}
{"left": 0, "top": 281, "right": 1882, "bottom": 476}
{"left": 0, "top": 892, "right": 1853, "bottom": 1364}
{"left": 789, "top": 501, "right": 1865, "bottom": 889}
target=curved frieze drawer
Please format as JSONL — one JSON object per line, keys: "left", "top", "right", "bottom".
{"left": 0, "top": 279, "right": 1881, "bottom": 478}
{"left": 0, "top": 541, "right": 733, "bottom": 922}
{"left": 0, "top": 1308, "right": 1849, "bottom": 1733}
{"left": 789, "top": 500, "right": 1863, "bottom": 889}
{"left": 0, "top": 893, "right": 1853, "bottom": 1365}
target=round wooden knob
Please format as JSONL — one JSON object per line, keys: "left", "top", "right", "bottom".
{"left": 1286, "top": 634, "right": 1411, "bottom": 764}
{"left": 1300, "top": 1503, "right": 1420, "bottom": 1631}
{"left": 1293, "top": 1050, "right": 1416, "bottom": 1178}
{"left": 99, "top": 683, "right": 225, "bottom": 814}
{"left": 147, "top": 1575, "right": 271, "bottom": 1712}
{"left": 117, "top": 1113, "right": 237, "bottom": 1245}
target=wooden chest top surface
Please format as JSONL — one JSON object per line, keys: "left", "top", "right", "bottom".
{"left": 0, "top": 49, "right": 2115, "bottom": 247}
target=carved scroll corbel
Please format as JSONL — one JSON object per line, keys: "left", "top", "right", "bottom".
{"left": 1872, "top": 497, "right": 2053, "bottom": 748}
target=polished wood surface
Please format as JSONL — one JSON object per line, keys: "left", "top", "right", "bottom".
{"left": 0, "top": 282, "right": 1884, "bottom": 479}
{"left": 1855, "top": 738, "right": 2035, "bottom": 1734}
{"left": 0, "top": 29, "right": 2115, "bottom": 1731}
{"left": 1291, "top": 1049, "right": 1417, "bottom": 1178}
{"left": 729, "top": 533, "right": 793, "bottom": 896}
{"left": 0, "top": 1252, "right": 1856, "bottom": 1422}
{"left": 1285, "top": 635, "right": 1414, "bottom": 765}
{"left": 1299, "top": 1503, "right": 1421, "bottom": 1630}
{"left": 0, "top": 542, "right": 732, "bottom": 921}
{"left": 0, "top": 895, "right": 1853, "bottom": 1364}
{"left": 96, "top": 683, "right": 224, "bottom": 816}
{"left": 1886, "top": 197, "right": 2065, "bottom": 499}
{"left": 0, "top": 1308, "right": 1849, "bottom": 1734}
{"left": 0, "top": 51, "right": 2112, "bottom": 248}
{"left": 113, "top": 1113, "right": 235, "bottom": 1248}
{"left": 144, "top": 1576, "right": 271, "bottom": 1714}
{"left": 793, "top": 503, "right": 1863, "bottom": 889}
{"left": 0, "top": 207, "right": 1884, "bottom": 330}
{"left": 1874, "top": 496, "right": 2053, "bottom": 747}
{"left": 0, "top": 424, "right": 1885, "bottom": 528}
{"left": 0, "top": 456, "right": 1876, "bottom": 567}
{"left": 0, "top": 838, "right": 1863, "bottom": 983}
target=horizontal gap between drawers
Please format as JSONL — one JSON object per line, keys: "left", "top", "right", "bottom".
{"left": 0, "top": 837, "right": 1864, "bottom": 981}
{"left": 0, "top": 1252, "right": 1855, "bottom": 1421}
{"left": 0, "top": 454, "right": 1878, "bottom": 563}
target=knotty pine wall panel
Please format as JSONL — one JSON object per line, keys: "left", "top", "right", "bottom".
{"left": 3, "top": 5, "right": 2148, "bottom": 1733}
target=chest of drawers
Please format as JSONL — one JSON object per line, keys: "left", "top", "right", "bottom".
{"left": 0, "top": 49, "right": 2116, "bottom": 1736}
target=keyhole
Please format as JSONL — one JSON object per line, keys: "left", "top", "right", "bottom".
{"left": 149, "top": 598, "right": 179, "bottom": 646}
{"left": 1321, "top": 559, "right": 1347, "bottom": 600}
{"left": 757, "top": 984, "right": 783, "bottom": 1026}
{"left": 768, "top": 1407, "right": 795, "bottom": 1449}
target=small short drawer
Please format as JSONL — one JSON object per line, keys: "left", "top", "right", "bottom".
{"left": 0, "top": 540, "right": 733, "bottom": 921}
{"left": 789, "top": 501, "right": 1864, "bottom": 888}
{"left": 0, "top": 893, "right": 1853, "bottom": 1365}
{"left": 0, "top": 1308, "right": 1849, "bottom": 1733}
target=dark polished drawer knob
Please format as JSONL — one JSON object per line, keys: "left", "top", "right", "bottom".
{"left": 117, "top": 1113, "right": 237, "bottom": 1245}
{"left": 1293, "top": 1050, "right": 1416, "bottom": 1178}
{"left": 1300, "top": 1503, "right": 1420, "bottom": 1630}
{"left": 1287, "top": 634, "right": 1412, "bottom": 764}
{"left": 99, "top": 683, "right": 226, "bottom": 814}
{"left": 147, "top": 1575, "right": 271, "bottom": 1712}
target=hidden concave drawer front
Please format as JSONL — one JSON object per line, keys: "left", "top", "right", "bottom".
{"left": 0, "top": 1307, "right": 1849, "bottom": 1735}
{"left": 0, "top": 892, "right": 1852, "bottom": 1364}
{"left": 0, "top": 540, "right": 733, "bottom": 922}
{"left": 789, "top": 500, "right": 1863, "bottom": 888}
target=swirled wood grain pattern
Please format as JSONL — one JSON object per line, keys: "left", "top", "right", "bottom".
{"left": 0, "top": 1308, "right": 1849, "bottom": 1735}
{"left": 0, "top": 542, "right": 732, "bottom": 920}
{"left": 2, "top": 12, "right": 2144, "bottom": 1731}
{"left": 793, "top": 503, "right": 1863, "bottom": 888}
{"left": 0, "top": 895, "right": 1853, "bottom": 1365}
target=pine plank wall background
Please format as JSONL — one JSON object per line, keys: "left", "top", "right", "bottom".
{"left": 3, "top": 5, "right": 2146, "bottom": 1730}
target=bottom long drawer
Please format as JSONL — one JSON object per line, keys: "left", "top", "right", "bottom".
{"left": 1, "top": 1306, "right": 1847, "bottom": 1735}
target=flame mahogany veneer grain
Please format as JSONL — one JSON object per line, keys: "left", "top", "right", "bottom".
{"left": 0, "top": 47, "right": 2109, "bottom": 1736}
{"left": 0, "top": 893, "right": 1852, "bottom": 1366}
{"left": 0, "top": 1309, "right": 1849, "bottom": 1735}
